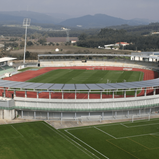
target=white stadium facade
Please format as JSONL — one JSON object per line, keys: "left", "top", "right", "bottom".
{"left": 1, "top": 53, "right": 159, "bottom": 122}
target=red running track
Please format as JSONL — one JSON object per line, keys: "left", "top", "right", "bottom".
{"left": 2, "top": 66, "right": 158, "bottom": 99}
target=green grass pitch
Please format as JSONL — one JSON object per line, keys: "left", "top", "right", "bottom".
{"left": 27, "top": 69, "right": 144, "bottom": 84}
{"left": 0, "top": 122, "right": 92, "bottom": 159}
{"left": 60, "top": 118, "right": 159, "bottom": 159}
{"left": 1, "top": 119, "right": 159, "bottom": 159}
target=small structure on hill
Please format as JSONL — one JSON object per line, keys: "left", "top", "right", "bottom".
{"left": 55, "top": 48, "right": 60, "bottom": 52}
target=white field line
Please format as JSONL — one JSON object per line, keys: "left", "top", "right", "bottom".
{"left": 126, "top": 118, "right": 159, "bottom": 125}
{"left": 43, "top": 122, "right": 98, "bottom": 159}
{"left": 122, "top": 122, "right": 159, "bottom": 128}
{"left": 117, "top": 132, "right": 159, "bottom": 140}
{"left": 94, "top": 126, "right": 116, "bottom": 139}
{"left": 95, "top": 125, "right": 159, "bottom": 140}
{"left": 65, "top": 126, "right": 92, "bottom": 131}
{"left": 11, "top": 125, "right": 24, "bottom": 137}
{"left": 123, "top": 118, "right": 159, "bottom": 125}
{"left": 139, "top": 71, "right": 143, "bottom": 81}
{"left": 120, "top": 123, "right": 129, "bottom": 128}
{"left": 65, "top": 130, "right": 109, "bottom": 159}
{"left": 95, "top": 118, "right": 159, "bottom": 128}
{"left": 95, "top": 123, "right": 121, "bottom": 128}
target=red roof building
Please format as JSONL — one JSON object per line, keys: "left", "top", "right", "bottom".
{"left": 116, "top": 42, "right": 129, "bottom": 46}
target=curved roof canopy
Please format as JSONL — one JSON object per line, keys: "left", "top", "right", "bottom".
{"left": 0, "top": 78, "right": 159, "bottom": 91}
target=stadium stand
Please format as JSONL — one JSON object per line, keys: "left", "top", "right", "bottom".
{"left": 40, "top": 60, "right": 159, "bottom": 70}
{"left": 0, "top": 66, "right": 16, "bottom": 76}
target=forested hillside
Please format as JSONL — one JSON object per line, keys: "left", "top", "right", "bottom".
{"left": 77, "top": 23, "right": 159, "bottom": 51}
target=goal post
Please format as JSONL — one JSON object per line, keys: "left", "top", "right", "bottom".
{"left": 79, "top": 115, "right": 102, "bottom": 123}
{"left": 131, "top": 114, "right": 150, "bottom": 123}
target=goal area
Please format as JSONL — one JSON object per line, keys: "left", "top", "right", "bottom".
{"left": 131, "top": 114, "right": 150, "bottom": 123}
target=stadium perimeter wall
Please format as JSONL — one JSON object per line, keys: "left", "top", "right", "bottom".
{"left": 15, "top": 94, "right": 159, "bottom": 121}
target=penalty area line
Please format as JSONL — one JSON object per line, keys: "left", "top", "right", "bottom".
{"left": 65, "top": 129, "right": 109, "bottom": 159}
{"left": 11, "top": 125, "right": 24, "bottom": 137}
{"left": 120, "top": 123, "right": 129, "bottom": 128}
{"left": 94, "top": 126, "right": 117, "bottom": 139}
{"left": 123, "top": 122, "right": 159, "bottom": 128}
{"left": 94, "top": 125, "right": 159, "bottom": 140}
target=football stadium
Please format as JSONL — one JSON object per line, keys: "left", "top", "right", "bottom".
{"left": 0, "top": 53, "right": 158, "bottom": 120}
{"left": 1, "top": 53, "right": 159, "bottom": 158}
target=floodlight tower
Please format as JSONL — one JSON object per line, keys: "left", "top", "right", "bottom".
{"left": 23, "top": 18, "right": 31, "bottom": 64}
{"left": 62, "top": 27, "right": 70, "bottom": 42}
{"left": 66, "top": 29, "right": 70, "bottom": 42}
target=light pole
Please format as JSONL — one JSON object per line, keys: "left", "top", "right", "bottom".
{"left": 62, "top": 27, "right": 70, "bottom": 42}
{"left": 23, "top": 18, "right": 31, "bottom": 64}
{"left": 66, "top": 29, "right": 70, "bottom": 42}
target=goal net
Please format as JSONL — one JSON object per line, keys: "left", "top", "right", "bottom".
{"left": 79, "top": 115, "right": 102, "bottom": 123}
{"left": 102, "top": 67, "right": 107, "bottom": 70}
{"left": 131, "top": 114, "right": 150, "bottom": 123}
{"left": 123, "top": 68, "right": 132, "bottom": 71}
{"left": 86, "top": 67, "right": 94, "bottom": 70}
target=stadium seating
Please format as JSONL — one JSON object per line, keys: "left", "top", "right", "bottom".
{"left": 40, "top": 60, "right": 159, "bottom": 70}
{"left": 0, "top": 65, "right": 16, "bottom": 76}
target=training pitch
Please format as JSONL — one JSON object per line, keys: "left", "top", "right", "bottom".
{"left": 60, "top": 118, "right": 159, "bottom": 159}
{"left": 1, "top": 119, "right": 159, "bottom": 159}
{"left": 27, "top": 69, "right": 143, "bottom": 84}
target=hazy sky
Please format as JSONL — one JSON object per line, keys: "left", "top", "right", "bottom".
{"left": 0, "top": 0, "right": 158, "bottom": 21}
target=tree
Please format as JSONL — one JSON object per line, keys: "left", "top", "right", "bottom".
{"left": 78, "top": 33, "right": 87, "bottom": 40}
{"left": 20, "top": 41, "right": 24, "bottom": 48}
{"left": 38, "top": 38, "right": 47, "bottom": 45}
{"left": 27, "top": 41, "right": 33, "bottom": 46}
{"left": 25, "top": 51, "right": 30, "bottom": 59}
{"left": 12, "top": 42, "right": 18, "bottom": 48}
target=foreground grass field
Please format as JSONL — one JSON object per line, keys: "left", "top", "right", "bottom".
{"left": 60, "top": 118, "right": 159, "bottom": 159}
{"left": 1, "top": 119, "right": 159, "bottom": 159}
{"left": 0, "top": 122, "right": 92, "bottom": 159}
{"left": 27, "top": 69, "right": 144, "bottom": 84}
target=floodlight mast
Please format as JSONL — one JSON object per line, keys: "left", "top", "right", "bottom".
{"left": 66, "top": 30, "right": 70, "bottom": 42}
{"left": 23, "top": 18, "right": 31, "bottom": 64}
{"left": 62, "top": 27, "right": 70, "bottom": 42}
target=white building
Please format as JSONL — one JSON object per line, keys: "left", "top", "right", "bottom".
{"left": 0, "top": 44, "right": 4, "bottom": 48}
{"left": 104, "top": 44, "right": 119, "bottom": 49}
{"left": 103, "top": 42, "right": 129, "bottom": 49}
{"left": 71, "top": 40, "right": 76, "bottom": 44}
{"left": 131, "top": 52, "right": 159, "bottom": 62}
{"left": 55, "top": 48, "right": 60, "bottom": 52}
